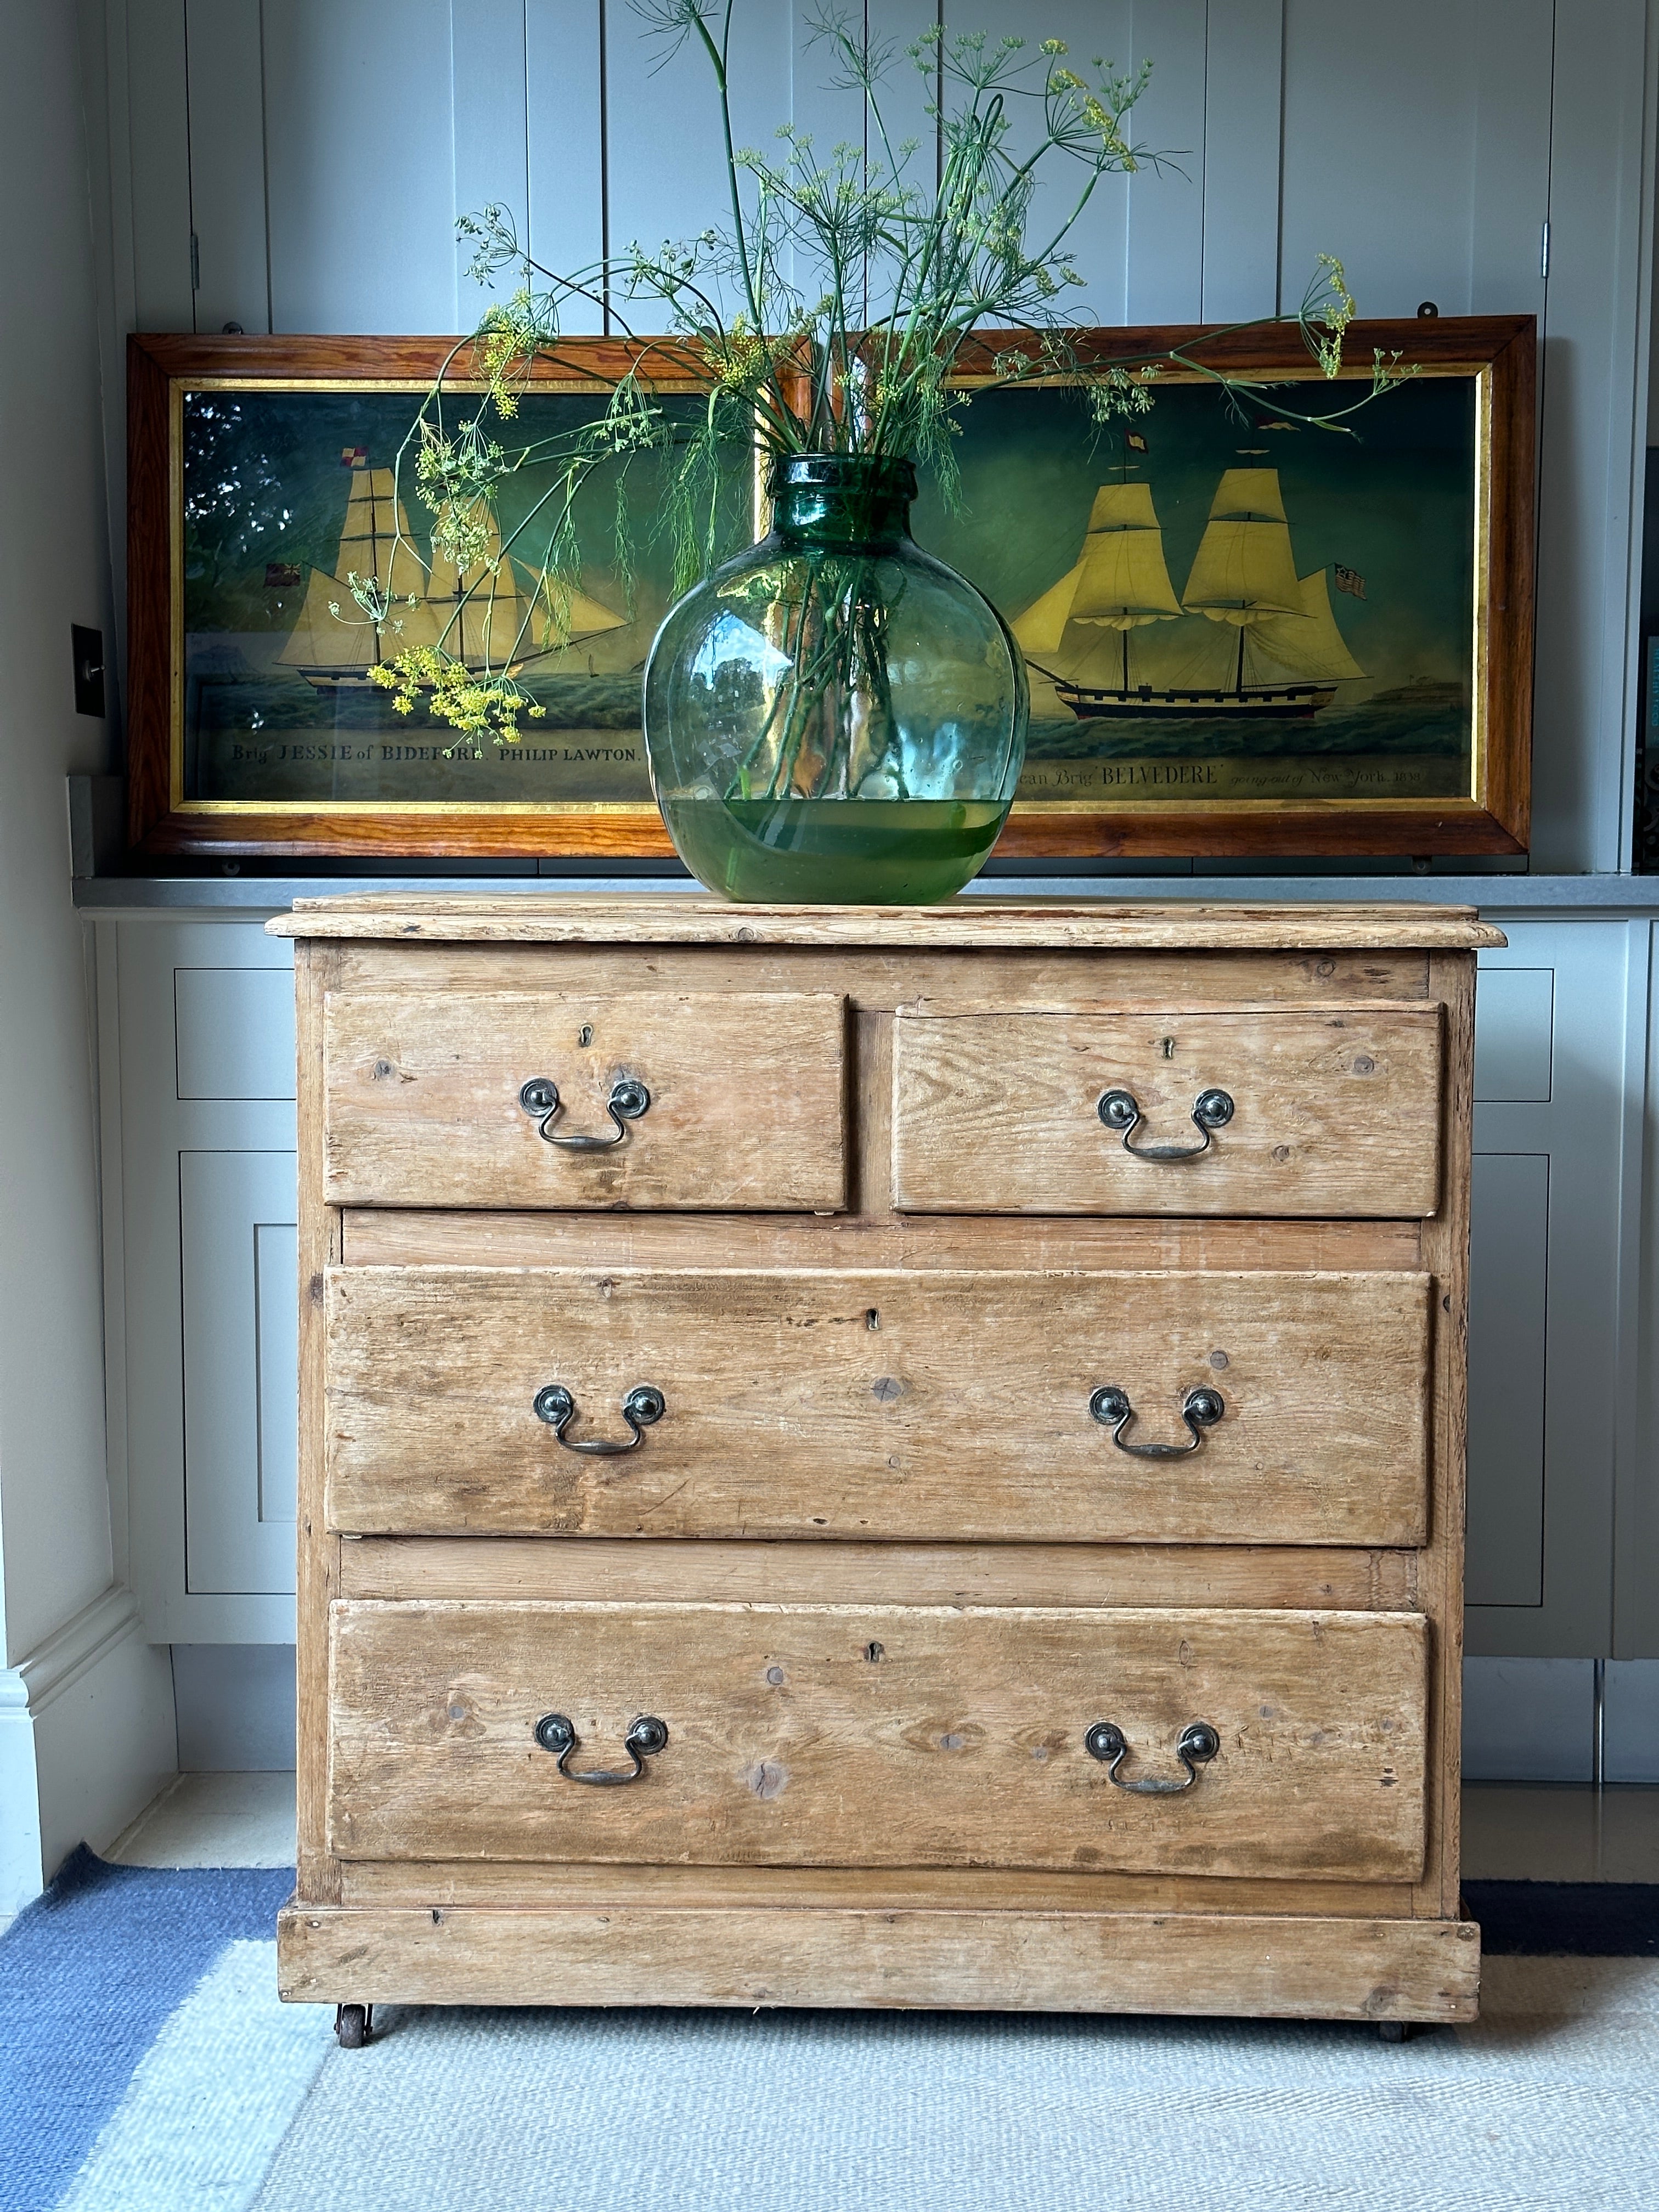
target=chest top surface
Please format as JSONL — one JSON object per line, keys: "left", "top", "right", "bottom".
{"left": 267, "top": 894, "right": 1505, "bottom": 953}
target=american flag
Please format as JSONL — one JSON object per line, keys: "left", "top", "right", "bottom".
{"left": 1334, "top": 564, "right": 1366, "bottom": 599}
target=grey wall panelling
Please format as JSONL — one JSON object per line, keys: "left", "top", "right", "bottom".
{"left": 184, "top": 0, "right": 271, "bottom": 333}
{"left": 525, "top": 3, "right": 605, "bottom": 333}
{"left": 1466, "top": 921, "right": 1650, "bottom": 1658}
{"left": 262, "top": 0, "right": 460, "bottom": 333}
{"left": 106, "top": 921, "right": 296, "bottom": 1644}
{"left": 1532, "top": 0, "right": 1654, "bottom": 872}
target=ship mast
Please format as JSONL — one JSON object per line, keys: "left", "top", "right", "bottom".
{"left": 1180, "top": 469, "right": 1304, "bottom": 695}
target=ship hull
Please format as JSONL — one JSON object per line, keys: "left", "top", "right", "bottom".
{"left": 1057, "top": 683, "right": 1338, "bottom": 722}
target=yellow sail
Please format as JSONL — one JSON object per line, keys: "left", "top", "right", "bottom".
{"left": 1011, "top": 568, "right": 1082, "bottom": 657}
{"left": 1248, "top": 569, "right": 1365, "bottom": 683}
{"left": 1181, "top": 467, "right": 1302, "bottom": 625}
{"left": 1068, "top": 483, "right": 1183, "bottom": 629}
{"left": 516, "top": 568, "right": 629, "bottom": 657}
{"left": 276, "top": 467, "right": 441, "bottom": 672}
{"left": 1012, "top": 482, "right": 1181, "bottom": 659}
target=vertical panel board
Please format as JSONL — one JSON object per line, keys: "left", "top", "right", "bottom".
{"left": 118, "top": 920, "right": 297, "bottom": 1643}
{"left": 453, "top": 0, "right": 530, "bottom": 319}
{"left": 255, "top": 1222, "right": 300, "bottom": 1524}
{"left": 1620, "top": 922, "right": 1659, "bottom": 1656}
{"left": 174, "top": 968, "right": 298, "bottom": 1099}
{"left": 1469, "top": 0, "right": 1553, "bottom": 317}
{"left": 262, "top": 0, "right": 458, "bottom": 333}
{"left": 1124, "top": 0, "right": 1206, "bottom": 325}
{"left": 964, "top": 3, "right": 1132, "bottom": 328}
{"left": 1471, "top": 967, "right": 1554, "bottom": 1101}
{"left": 126, "top": 0, "right": 194, "bottom": 328}
{"left": 786, "top": 1, "right": 940, "bottom": 316}
{"left": 602, "top": 0, "right": 789, "bottom": 328}
{"left": 180, "top": 1149, "right": 299, "bottom": 1595}
{"left": 1199, "top": 0, "right": 1283, "bottom": 323}
{"left": 184, "top": 0, "right": 272, "bottom": 332}
{"left": 1280, "top": 0, "right": 1477, "bottom": 319}
{"left": 1465, "top": 1152, "right": 1549, "bottom": 1606}
{"left": 525, "top": 0, "right": 605, "bottom": 332}
{"left": 1467, "top": 923, "right": 1633, "bottom": 1658}
{"left": 1530, "top": 0, "right": 1650, "bottom": 871}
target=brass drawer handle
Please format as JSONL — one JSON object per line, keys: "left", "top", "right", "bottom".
{"left": 1097, "top": 1086, "right": 1233, "bottom": 1160}
{"left": 534, "top": 1712, "right": 668, "bottom": 1785}
{"left": 1090, "top": 1384, "right": 1224, "bottom": 1457}
{"left": 533, "top": 1383, "right": 666, "bottom": 1453}
{"left": 519, "top": 1075, "right": 651, "bottom": 1150}
{"left": 1085, "top": 1719, "right": 1220, "bottom": 1793}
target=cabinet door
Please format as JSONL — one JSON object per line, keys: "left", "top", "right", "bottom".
{"left": 112, "top": 919, "right": 298, "bottom": 1640}
{"left": 181, "top": 1149, "right": 298, "bottom": 1593}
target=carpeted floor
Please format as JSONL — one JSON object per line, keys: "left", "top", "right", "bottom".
{"left": 8, "top": 1853, "right": 1659, "bottom": 2210}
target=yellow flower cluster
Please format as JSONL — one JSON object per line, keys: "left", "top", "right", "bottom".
{"left": 368, "top": 646, "right": 546, "bottom": 741}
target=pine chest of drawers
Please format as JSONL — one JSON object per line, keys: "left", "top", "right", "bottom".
{"left": 269, "top": 894, "right": 1502, "bottom": 2030}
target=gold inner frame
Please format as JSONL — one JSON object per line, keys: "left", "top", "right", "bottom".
{"left": 167, "top": 360, "right": 1495, "bottom": 820}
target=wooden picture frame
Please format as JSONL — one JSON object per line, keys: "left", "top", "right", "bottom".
{"left": 126, "top": 319, "right": 1533, "bottom": 862}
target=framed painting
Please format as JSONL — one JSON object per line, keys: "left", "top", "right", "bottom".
{"left": 126, "top": 318, "right": 1533, "bottom": 861}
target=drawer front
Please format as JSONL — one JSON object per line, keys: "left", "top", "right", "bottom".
{"left": 325, "top": 1265, "right": 1431, "bottom": 1545}
{"left": 322, "top": 991, "right": 847, "bottom": 1211}
{"left": 326, "top": 1599, "right": 1428, "bottom": 1879}
{"left": 892, "top": 1006, "right": 1443, "bottom": 1216}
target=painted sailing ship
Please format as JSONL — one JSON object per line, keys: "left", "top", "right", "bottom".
{"left": 1014, "top": 467, "right": 1364, "bottom": 720}
{"left": 276, "top": 460, "right": 624, "bottom": 691}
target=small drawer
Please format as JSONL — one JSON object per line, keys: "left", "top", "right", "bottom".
{"left": 325, "top": 1263, "right": 1431, "bottom": 1545}
{"left": 326, "top": 1599, "right": 1428, "bottom": 1880}
{"left": 322, "top": 990, "right": 847, "bottom": 1211}
{"left": 891, "top": 1005, "right": 1443, "bottom": 1217}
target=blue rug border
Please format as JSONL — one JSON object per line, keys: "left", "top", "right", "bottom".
{"left": 0, "top": 1844, "right": 294, "bottom": 2212}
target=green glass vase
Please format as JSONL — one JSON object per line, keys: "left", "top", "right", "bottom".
{"left": 643, "top": 453, "right": 1028, "bottom": 903}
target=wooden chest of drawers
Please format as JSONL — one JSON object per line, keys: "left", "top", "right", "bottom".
{"left": 269, "top": 894, "right": 1500, "bottom": 2028}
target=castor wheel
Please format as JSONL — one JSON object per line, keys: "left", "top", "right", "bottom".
{"left": 335, "top": 2002, "right": 373, "bottom": 2049}
{"left": 1376, "top": 2020, "right": 1415, "bottom": 2044}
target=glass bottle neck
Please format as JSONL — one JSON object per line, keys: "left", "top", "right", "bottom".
{"left": 766, "top": 455, "right": 917, "bottom": 550}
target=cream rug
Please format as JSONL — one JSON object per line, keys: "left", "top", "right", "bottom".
{"left": 248, "top": 1957, "right": 1659, "bottom": 2211}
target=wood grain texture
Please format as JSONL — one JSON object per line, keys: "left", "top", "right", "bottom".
{"left": 276, "top": 1903, "right": 1481, "bottom": 2021}
{"left": 336, "top": 1537, "right": 1420, "bottom": 1612}
{"left": 319, "top": 939, "right": 1438, "bottom": 1012}
{"left": 289, "top": 904, "right": 1478, "bottom": 2018}
{"left": 341, "top": 1205, "right": 1426, "bottom": 1274}
{"left": 320, "top": 989, "right": 847, "bottom": 1211}
{"left": 336, "top": 1858, "right": 1415, "bottom": 1921}
{"left": 893, "top": 1005, "right": 1444, "bottom": 1217}
{"left": 325, "top": 1265, "right": 1432, "bottom": 1545}
{"left": 294, "top": 944, "right": 342, "bottom": 1900}
{"left": 326, "top": 1600, "right": 1428, "bottom": 1880}
{"left": 1414, "top": 951, "right": 1476, "bottom": 1921}
{"left": 272, "top": 896, "right": 1508, "bottom": 951}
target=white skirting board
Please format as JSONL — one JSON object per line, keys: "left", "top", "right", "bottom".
{"left": 0, "top": 1586, "right": 177, "bottom": 1915}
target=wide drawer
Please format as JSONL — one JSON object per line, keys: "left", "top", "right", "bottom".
{"left": 321, "top": 990, "right": 847, "bottom": 1210}
{"left": 891, "top": 1005, "right": 1443, "bottom": 1216}
{"left": 325, "top": 1599, "right": 1429, "bottom": 1879}
{"left": 325, "top": 1264, "right": 1432, "bottom": 1545}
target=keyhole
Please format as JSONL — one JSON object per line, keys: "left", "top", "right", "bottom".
{"left": 1160, "top": 1037, "right": 1175, "bottom": 1059}
{"left": 866, "top": 1308, "right": 880, "bottom": 1330}
{"left": 866, "top": 1641, "right": 884, "bottom": 1662}
{"left": 578, "top": 1024, "right": 594, "bottom": 1047}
